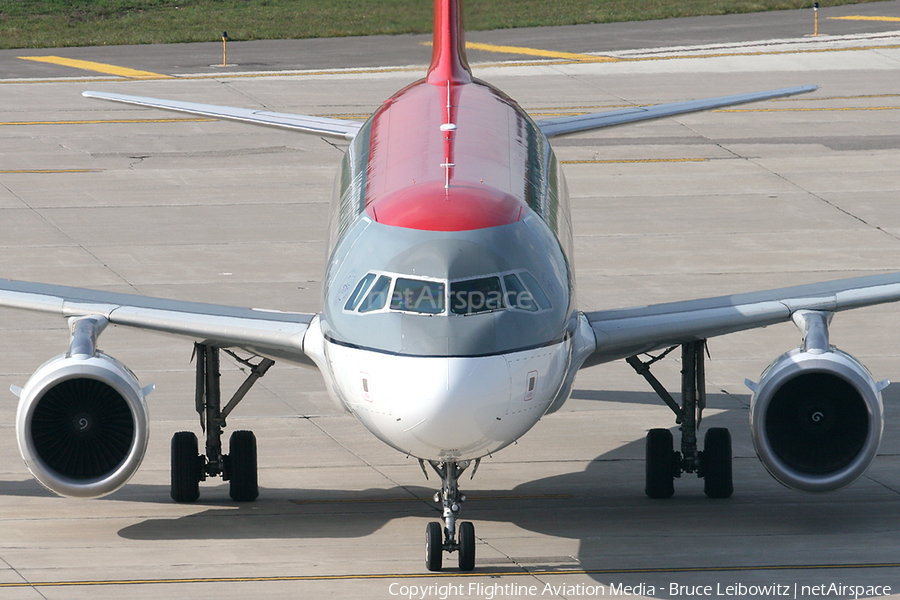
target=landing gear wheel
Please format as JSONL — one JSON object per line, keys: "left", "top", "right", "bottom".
{"left": 227, "top": 430, "right": 258, "bottom": 502}
{"left": 645, "top": 428, "right": 676, "bottom": 499}
{"left": 425, "top": 521, "right": 443, "bottom": 572}
{"left": 171, "top": 431, "right": 202, "bottom": 503}
{"left": 458, "top": 521, "right": 475, "bottom": 571}
{"left": 701, "top": 427, "right": 733, "bottom": 499}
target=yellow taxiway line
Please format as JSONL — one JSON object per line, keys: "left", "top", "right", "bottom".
{"left": 17, "top": 56, "right": 171, "bottom": 79}
{"left": 829, "top": 15, "right": 900, "bottom": 22}
{"left": 716, "top": 106, "right": 900, "bottom": 113}
{"left": 9, "top": 39, "right": 900, "bottom": 84}
{"left": 291, "top": 493, "right": 571, "bottom": 505}
{"left": 0, "top": 169, "right": 100, "bottom": 174}
{"left": 0, "top": 118, "right": 214, "bottom": 126}
{"left": 2, "top": 561, "right": 899, "bottom": 588}
{"left": 463, "top": 41, "right": 617, "bottom": 62}
{"left": 562, "top": 158, "right": 707, "bottom": 165}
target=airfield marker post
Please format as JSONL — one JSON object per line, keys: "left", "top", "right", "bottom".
{"left": 814, "top": 3, "right": 819, "bottom": 36}
{"left": 222, "top": 31, "right": 228, "bottom": 66}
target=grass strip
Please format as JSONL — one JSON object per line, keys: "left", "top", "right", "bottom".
{"left": 0, "top": 0, "right": 888, "bottom": 50}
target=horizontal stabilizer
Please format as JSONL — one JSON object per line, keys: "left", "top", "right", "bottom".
{"left": 83, "top": 91, "right": 364, "bottom": 140}
{"left": 538, "top": 85, "right": 817, "bottom": 138}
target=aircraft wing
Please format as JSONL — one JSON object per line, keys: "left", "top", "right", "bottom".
{"left": 581, "top": 272, "right": 900, "bottom": 367}
{"left": 0, "top": 279, "right": 316, "bottom": 366}
{"left": 537, "top": 85, "right": 817, "bottom": 138}
{"left": 82, "top": 91, "right": 364, "bottom": 141}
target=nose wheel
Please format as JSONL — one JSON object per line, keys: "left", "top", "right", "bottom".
{"left": 457, "top": 520, "right": 476, "bottom": 571}
{"left": 424, "top": 460, "right": 477, "bottom": 571}
{"left": 425, "top": 521, "right": 443, "bottom": 571}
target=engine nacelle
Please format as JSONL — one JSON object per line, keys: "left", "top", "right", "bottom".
{"left": 15, "top": 352, "right": 151, "bottom": 498}
{"left": 749, "top": 346, "right": 885, "bottom": 493}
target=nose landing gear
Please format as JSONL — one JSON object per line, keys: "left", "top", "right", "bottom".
{"left": 423, "top": 460, "right": 477, "bottom": 571}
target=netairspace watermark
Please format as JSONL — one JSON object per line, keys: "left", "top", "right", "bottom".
{"left": 387, "top": 581, "right": 894, "bottom": 600}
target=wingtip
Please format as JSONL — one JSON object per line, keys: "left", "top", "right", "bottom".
{"left": 83, "top": 91, "right": 117, "bottom": 100}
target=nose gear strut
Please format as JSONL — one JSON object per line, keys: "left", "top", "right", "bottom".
{"left": 423, "top": 460, "right": 477, "bottom": 571}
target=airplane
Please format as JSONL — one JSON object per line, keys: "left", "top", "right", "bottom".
{"left": 2, "top": 0, "right": 900, "bottom": 573}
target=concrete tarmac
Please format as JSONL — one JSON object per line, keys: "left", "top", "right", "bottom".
{"left": 1, "top": 5, "right": 900, "bottom": 599}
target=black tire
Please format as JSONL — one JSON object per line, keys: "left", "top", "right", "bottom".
{"left": 458, "top": 521, "right": 475, "bottom": 571}
{"left": 228, "top": 430, "right": 259, "bottom": 502}
{"left": 171, "top": 431, "right": 201, "bottom": 503}
{"left": 702, "top": 427, "right": 733, "bottom": 499}
{"left": 425, "top": 521, "right": 443, "bottom": 572}
{"left": 645, "top": 428, "right": 676, "bottom": 499}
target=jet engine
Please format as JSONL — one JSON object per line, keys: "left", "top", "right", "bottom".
{"left": 15, "top": 324, "right": 151, "bottom": 498}
{"left": 748, "top": 345, "right": 885, "bottom": 493}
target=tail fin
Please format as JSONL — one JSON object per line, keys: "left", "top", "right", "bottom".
{"left": 426, "top": 0, "right": 472, "bottom": 85}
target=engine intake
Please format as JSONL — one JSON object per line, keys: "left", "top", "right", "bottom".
{"left": 15, "top": 352, "right": 151, "bottom": 498}
{"left": 749, "top": 346, "right": 885, "bottom": 493}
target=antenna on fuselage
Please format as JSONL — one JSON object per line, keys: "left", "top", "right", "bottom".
{"left": 440, "top": 80, "right": 457, "bottom": 190}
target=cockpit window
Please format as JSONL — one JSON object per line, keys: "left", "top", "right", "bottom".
{"left": 358, "top": 274, "right": 392, "bottom": 313}
{"left": 390, "top": 278, "right": 445, "bottom": 314}
{"left": 450, "top": 276, "right": 504, "bottom": 315}
{"left": 503, "top": 274, "right": 538, "bottom": 312}
{"left": 517, "top": 271, "right": 551, "bottom": 310}
{"left": 344, "top": 270, "right": 551, "bottom": 315}
{"left": 344, "top": 272, "right": 377, "bottom": 311}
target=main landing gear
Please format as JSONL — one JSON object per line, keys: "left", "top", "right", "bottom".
{"left": 171, "top": 343, "right": 274, "bottom": 503}
{"left": 422, "top": 460, "right": 478, "bottom": 572}
{"left": 627, "top": 340, "right": 733, "bottom": 500}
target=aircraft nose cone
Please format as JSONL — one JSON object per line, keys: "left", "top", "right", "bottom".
{"left": 389, "top": 355, "right": 511, "bottom": 458}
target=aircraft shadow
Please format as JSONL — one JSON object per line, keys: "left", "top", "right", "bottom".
{"left": 6, "top": 386, "right": 900, "bottom": 586}
{"left": 568, "top": 388, "right": 684, "bottom": 405}
{"left": 0, "top": 478, "right": 57, "bottom": 498}
{"left": 115, "top": 385, "right": 900, "bottom": 582}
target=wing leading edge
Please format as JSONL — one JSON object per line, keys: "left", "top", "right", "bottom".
{"left": 538, "top": 85, "right": 817, "bottom": 138}
{"left": 0, "top": 280, "right": 316, "bottom": 366}
{"left": 580, "top": 272, "right": 900, "bottom": 367}
{"left": 82, "top": 91, "right": 364, "bottom": 141}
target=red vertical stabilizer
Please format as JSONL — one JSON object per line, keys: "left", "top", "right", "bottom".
{"left": 426, "top": 0, "right": 472, "bottom": 85}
